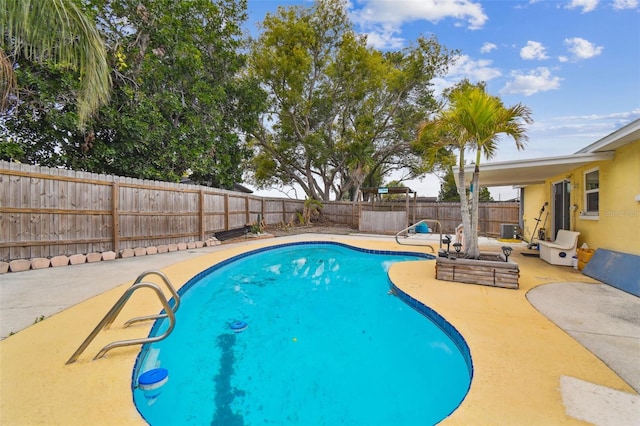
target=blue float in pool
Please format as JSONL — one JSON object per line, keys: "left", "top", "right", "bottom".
{"left": 230, "top": 320, "right": 248, "bottom": 333}
{"left": 138, "top": 368, "right": 169, "bottom": 405}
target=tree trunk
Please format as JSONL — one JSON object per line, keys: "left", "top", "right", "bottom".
{"left": 466, "top": 169, "right": 481, "bottom": 259}
{"left": 457, "top": 160, "right": 473, "bottom": 257}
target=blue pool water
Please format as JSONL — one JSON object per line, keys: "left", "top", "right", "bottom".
{"left": 133, "top": 242, "right": 472, "bottom": 425}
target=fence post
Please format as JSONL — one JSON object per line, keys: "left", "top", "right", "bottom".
{"left": 352, "top": 201, "right": 356, "bottom": 227}
{"left": 245, "top": 196, "right": 250, "bottom": 224}
{"left": 282, "top": 199, "right": 286, "bottom": 223}
{"left": 224, "top": 194, "right": 229, "bottom": 231}
{"left": 199, "top": 190, "right": 205, "bottom": 241}
{"left": 112, "top": 181, "right": 120, "bottom": 253}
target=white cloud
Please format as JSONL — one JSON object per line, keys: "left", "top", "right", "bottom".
{"left": 613, "top": 0, "right": 638, "bottom": 9}
{"left": 448, "top": 54, "right": 502, "bottom": 82}
{"left": 349, "top": 0, "right": 488, "bottom": 48}
{"left": 362, "top": 25, "right": 405, "bottom": 49}
{"left": 500, "top": 67, "right": 562, "bottom": 96}
{"left": 520, "top": 41, "right": 549, "bottom": 60}
{"left": 554, "top": 109, "right": 640, "bottom": 125}
{"left": 351, "top": 0, "right": 488, "bottom": 28}
{"left": 485, "top": 109, "right": 640, "bottom": 165}
{"left": 565, "top": 0, "right": 637, "bottom": 11}
{"left": 430, "top": 54, "right": 502, "bottom": 97}
{"left": 523, "top": 109, "right": 640, "bottom": 156}
{"left": 566, "top": 0, "right": 599, "bottom": 12}
{"left": 480, "top": 42, "right": 497, "bottom": 53}
{"left": 564, "top": 37, "right": 604, "bottom": 60}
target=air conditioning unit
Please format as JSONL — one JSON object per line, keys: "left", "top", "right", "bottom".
{"left": 500, "top": 224, "right": 519, "bottom": 239}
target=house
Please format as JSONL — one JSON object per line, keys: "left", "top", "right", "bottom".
{"left": 455, "top": 119, "right": 640, "bottom": 294}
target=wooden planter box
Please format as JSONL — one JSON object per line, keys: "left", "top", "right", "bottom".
{"left": 436, "top": 253, "right": 519, "bottom": 289}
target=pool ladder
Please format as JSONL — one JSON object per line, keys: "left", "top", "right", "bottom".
{"left": 395, "top": 219, "right": 443, "bottom": 253}
{"left": 66, "top": 270, "right": 180, "bottom": 365}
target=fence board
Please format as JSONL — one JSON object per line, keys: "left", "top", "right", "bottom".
{"left": 321, "top": 201, "right": 357, "bottom": 226}
{"left": 360, "top": 211, "right": 407, "bottom": 234}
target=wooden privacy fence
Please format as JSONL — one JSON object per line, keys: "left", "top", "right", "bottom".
{"left": 359, "top": 201, "right": 520, "bottom": 236}
{"left": 0, "top": 161, "right": 304, "bottom": 261}
{"left": 0, "top": 161, "right": 519, "bottom": 261}
{"left": 414, "top": 201, "right": 519, "bottom": 236}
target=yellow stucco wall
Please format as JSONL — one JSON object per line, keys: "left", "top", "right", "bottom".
{"left": 523, "top": 140, "right": 640, "bottom": 255}
{"left": 522, "top": 184, "right": 547, "bottom": 242}
{"left": 573, "top": 141, "right": 640, "bottom": 254}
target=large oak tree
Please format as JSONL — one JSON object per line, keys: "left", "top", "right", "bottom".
{"left": 247, "top": 0, "right": 454, "bottom": 201}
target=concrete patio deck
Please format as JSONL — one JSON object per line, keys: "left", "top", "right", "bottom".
{"left": 0, "top": 233, "right": 638, "bottom": 425}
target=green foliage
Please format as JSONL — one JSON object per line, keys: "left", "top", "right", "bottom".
{"left": 1, "top": 59, "right": 85, "bottom": 167}
{"left": 381, "top": 180, "right": 407, "bottom": 201}
{"left": 438, "top": 168, "right": 493, "bottom": 202}
{"left": 478, "top": 187, "right": 493, "bottom": 202}
{"left": 0, "top": 137, "right": 23, "bottom": 161}
{"left": 247, "top": 0, "right": 455, "bottom": 201}
{"left": 302, "top": 197, "right": 323, "bottom": 224}
{"left": 2, "top": 0, "right": 264, "bottom": 188}
{"left": 438, "top": 169, "right": 461, "bottom": 202}
{"left": 249, "top": 221, "right": 264, "bottom": 234}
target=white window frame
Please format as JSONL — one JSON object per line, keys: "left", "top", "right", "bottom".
{"left": 583, "top": 167, "right": 599, "bottom": 219}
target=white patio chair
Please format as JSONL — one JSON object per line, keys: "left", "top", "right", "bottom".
{"left": 539, "top": 230, "right": 580, "bottom": 266}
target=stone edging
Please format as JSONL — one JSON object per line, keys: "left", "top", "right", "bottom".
{"left": 0, "top": 238, "right": 222, "bottom": 274}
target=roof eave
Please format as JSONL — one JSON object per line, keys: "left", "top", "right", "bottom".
{"left": 453, "top": 151, "right": 615, "bottom": 187}
{"left": 575, "top": 118, "right": 640, "bottom": 153}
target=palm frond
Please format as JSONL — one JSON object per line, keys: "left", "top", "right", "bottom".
{"left": 1, "top": 0, "right": 111, "bottom": 128}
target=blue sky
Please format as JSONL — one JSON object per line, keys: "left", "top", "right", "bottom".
{"left": 245, "top": 0, "right": 640, "bottom": 200}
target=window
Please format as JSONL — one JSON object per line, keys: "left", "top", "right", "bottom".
{"left": 584, "top": 168, "right": 599, "bottom": 216}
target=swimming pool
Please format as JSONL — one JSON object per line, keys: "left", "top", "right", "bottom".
{"left": 133, "top": 242, "right": 472, "bottom": 425}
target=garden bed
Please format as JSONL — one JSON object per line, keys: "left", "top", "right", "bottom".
{"left": 435, "top": 253, "right": 519, "bottom": 289}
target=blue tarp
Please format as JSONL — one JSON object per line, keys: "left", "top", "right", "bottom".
{"left": 416, "top": 223, "right": 430, "bottom": 233}
{"left": 582, "top": 249, "right": 640, "bottom": 297}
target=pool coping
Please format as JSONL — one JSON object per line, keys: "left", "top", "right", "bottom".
{"left": 0, "top": 234, "right": 637, "bottom": 425}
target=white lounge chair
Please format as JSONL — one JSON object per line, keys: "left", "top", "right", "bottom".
{"left": 539, "top": 230, "right": 580, "bottom": 266}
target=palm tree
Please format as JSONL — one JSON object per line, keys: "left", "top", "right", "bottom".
{"left": 342, "top": 140, "right": 376, "bottom": 200}
{"left": 417, "top": 81, "right": 532, "bottom": 258}
{"left": 1, "top": 0, "right": 111, "bottom": 129}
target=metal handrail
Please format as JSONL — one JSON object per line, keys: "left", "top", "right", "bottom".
{"left": 66, "top": 282, "right": 176, "bottom": 364}
{"left": 395, "top": 219, "right": 443, "bottom": 253}
{"left": 104, "top": 270, "right": 180, "bottom": 329}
